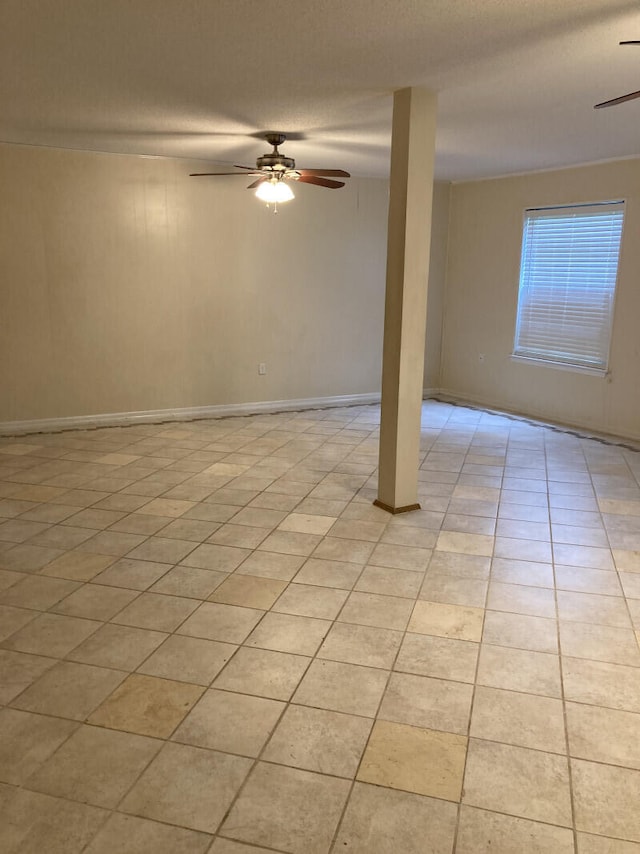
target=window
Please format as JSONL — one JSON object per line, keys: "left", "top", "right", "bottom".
{"left": 513, "top": 201, "right": 624, "bottom": 372}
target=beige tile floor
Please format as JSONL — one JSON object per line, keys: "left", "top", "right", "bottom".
{"left": 0, "top": 400, "right": 640, "bottom": 853}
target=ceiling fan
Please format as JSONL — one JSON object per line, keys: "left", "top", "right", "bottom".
{"left": 190, "top": 132, "right": 351, "bottom": 206}
{"left": 595, "top": 41, "right": 640, "bottom": 109}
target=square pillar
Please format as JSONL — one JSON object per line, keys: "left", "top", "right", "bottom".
{"left": 375, "top": 87, "right": 437, "bottom": 513}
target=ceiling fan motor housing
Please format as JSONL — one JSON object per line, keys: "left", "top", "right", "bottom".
{"left": 257, "top": 132, "right": 295, "bottom": 173}
{"left": 256, "top": 152, "right": 296, "bottom": 172}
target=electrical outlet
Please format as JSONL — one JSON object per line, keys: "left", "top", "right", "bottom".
{"left": 258, "top": 363, "right": 267, "bottom": 375}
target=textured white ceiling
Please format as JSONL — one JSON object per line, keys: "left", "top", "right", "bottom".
{"left": 1, "top": 0, "right": 639, "bottom": 180}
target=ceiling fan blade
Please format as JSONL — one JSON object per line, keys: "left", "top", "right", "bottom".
{"left": 246, "top": 177, "right": 267, "bottom": 189}
{"left": 298, "top": 169, "right": 351, "bottom": 178}
{"left": 620, "top": 41, "right": 640, "bottom": 45}
{"left": 233, "top": 165, "right": 258, "bottom": 170}
{"left": 594, "top": 89, "right": 640, "bottom": 108}
{"left": 190, "top": 171, "right": 257, "bottom": 176}
{"left": 296, "top": 175, "right": 346, "bottom": 189}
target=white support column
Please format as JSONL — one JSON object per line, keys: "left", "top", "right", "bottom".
{"left": 375, "top": 87, "right": 437, "bottom": 514}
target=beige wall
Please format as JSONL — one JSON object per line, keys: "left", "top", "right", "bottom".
{"left": 1, "top": 144, "right": 393, "bottom": 424}
{"left": 441, "top": 158, "right": 640, "bottom": 440}
{"left": 8, "top": 139, "right": 637, "bottom": 440}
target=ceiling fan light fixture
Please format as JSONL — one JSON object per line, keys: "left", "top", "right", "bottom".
{"left": 255, "top": 179, "right": 294, "bottom": 203}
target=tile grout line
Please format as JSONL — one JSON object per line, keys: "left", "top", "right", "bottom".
{"left": 451, "top": 414, "right": 504, "bottom": 853}
{"left": 547, "top": 431, "right": 580, "bottom": 854}
{"left": 327, "top": 415, "right": 456, "bottom": 853}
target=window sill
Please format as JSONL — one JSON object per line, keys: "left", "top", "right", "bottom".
{"left": 510, "top": 355, "right": 608, "bottom": 378}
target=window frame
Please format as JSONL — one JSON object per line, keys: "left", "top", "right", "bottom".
{"left": 511, "top": 199, "right": 625, "bottom": 377}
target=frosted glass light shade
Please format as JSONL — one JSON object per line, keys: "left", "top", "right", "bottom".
{"left": 255, "top": 179, "right": 294, "bottom": 203}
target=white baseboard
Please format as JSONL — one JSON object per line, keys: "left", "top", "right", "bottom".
{"left": 435, "top": 388, "right": 495, "bottom": 408}
{"left": 4, "top": 386, "right": 636, "bottom": 447}
{"left": 0, "top": 392, "right": 384, "bottom": 437}
{"left": 436, "top": 388, "right": 640, "bottom": 447}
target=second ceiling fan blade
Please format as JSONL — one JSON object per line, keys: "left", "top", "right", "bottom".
{"left": 595, "top": 89, "right": 640, "bottom": 108}
{"left": 190, "top": 171, "right": 257, "bottom": 176}
{"left": 246, "top": 177, "right": 267, "bottom": 189}
{"left": 190, "top": 164, "right": 257, "bottom": 176}
{"left": 296, "top": 175, "right": 345, "bottom": 189}
{"left": 298, "top": 169, "right": 351, "bottom": 178}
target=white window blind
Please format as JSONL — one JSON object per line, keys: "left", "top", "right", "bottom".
{"left": 513, "top": 201, "right": 624, "bottom": 371}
